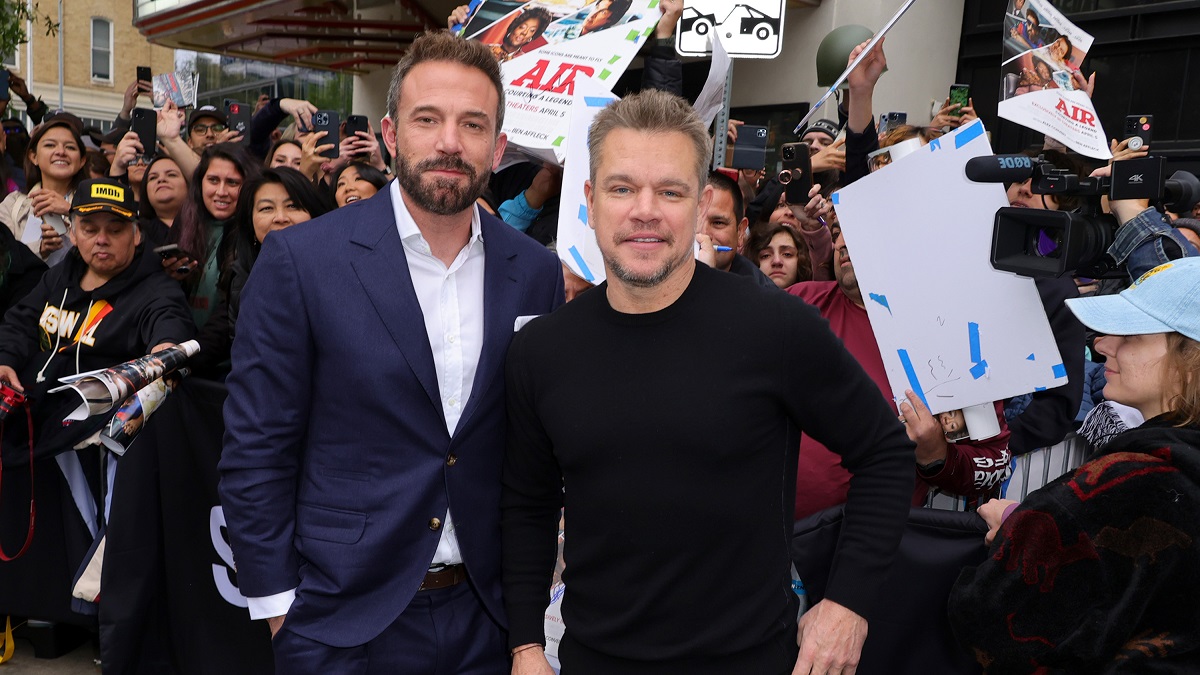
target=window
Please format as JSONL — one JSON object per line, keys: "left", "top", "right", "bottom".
{"left": 91, "top": 18, "right": 112, "bottom": 81}
{"left": 2, "top": 48, "right": 17, "bottom": 69}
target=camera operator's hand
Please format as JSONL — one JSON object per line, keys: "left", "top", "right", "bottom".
{"left": 0, "top": 365, "right": 23, "bottom": 393}
{"left": 810, "top": 137, "right": 846, "bottom": 173}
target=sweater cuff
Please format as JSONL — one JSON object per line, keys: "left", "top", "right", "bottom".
{"left": 506, "top": 602, "right": 550, "bottom": 650}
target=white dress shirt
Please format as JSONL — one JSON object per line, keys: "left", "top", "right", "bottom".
{"left": 246, "top": 182, "right": 486, "bottom": 620}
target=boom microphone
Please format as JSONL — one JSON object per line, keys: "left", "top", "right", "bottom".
{"left": 965, "top": 154, "right": 1041, "bottom": 183}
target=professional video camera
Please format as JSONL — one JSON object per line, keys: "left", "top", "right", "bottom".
{"left": 965, "top": 154, "right": 1200, "bottom": 278}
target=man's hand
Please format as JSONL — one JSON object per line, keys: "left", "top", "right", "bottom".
{"left": 511, "top": 645, "right": 555, "bottom": 675}
{"left": 787, "top": 183, "right": 830, "bottom": 232}
{"left": 1072, "top": 70, "right": 1096, "bottom": 99}
{"left": 794, "top": 599, "right": 867, "bottom": 675}
{"left": 9, "top": 71, "right": 30, "bottom": 101}
{"left": 280, "top": 98, "right": 318, "bottom": 133}
{"left": 161, "top": 255, "right": 197, "bottom": 281}
{"left": 655, "top": 0, "right": 683, "bottom": 39}
{"left": 899, "top": 389, "right": 948, "bottom": 467}
{"left": 447, "top": 4, "right": 471, "bottom": 31}
{"left": 214, "top": 127, "right": 244, "bottom": 145}
{"left": 119, "top": 81, "right": 142, "bottom": 120}
{"left": 0, "top": 365, "right": 24, "bottom": 393}
{"left": 157, "top": 100, "right": 185, "bottom": 142}
{"left": 694, "top": 232, "right": 717, "bottom": 268}
{"left": 978, "top": 498, "right": 1019, "bottom": 545}
{"left": 525, "top": 165, "right": 562, "bottom": 210}
{"left": 846, "top": 38, "right": 886, "bottom": 94}
{"left": 267, "top": 615, "right": 286, "bottom": 638}
{"left": 810, "top": 137, "right": 846, "bottom": 173}
{"left": 150, "top": 342, "right": 176, "bottom": 354}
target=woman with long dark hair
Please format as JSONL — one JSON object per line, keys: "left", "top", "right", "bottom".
{"left": 170, "top": 142, "right": 260, "bottom": 327}
{"left": 0, "top": 114, "right": 89, "bottom": 265}
{"left": 192, "top": 167, "right": 333, "bottom": 376}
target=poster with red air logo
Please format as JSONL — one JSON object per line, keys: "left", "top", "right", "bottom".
{"left": 997, "top": 0, "right": 1111, "bottom": 159}
{"left": 455, "top": 0, "right": 660, "bottom": 162}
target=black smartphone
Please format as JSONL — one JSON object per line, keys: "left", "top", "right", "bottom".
{"left": 137, "top": 66, "right": 151, "bottom": 86}
{"left": 1123, "top": 114, "right": 1153, "bottom": 151}
{"left": 731, "top": 124, "right": 768, "bottom": 170}
{"left": 225, "top": 100, "right": 251, "bottom": 141}
{"left": 779, "top": 142, "right": 813, "bottom": 205}
{"left": 312, "top": 110, "right": 340, "bottom": 159}
{"left": 153, "top": 244, "right": 182, "bottom": 259}
{"left": 344, "top": 114, "right": 369, "bottom": 155}
{"left": 131, "top": 107, "right": 157, "bottom": 161}
{"left": 0, "top": 70, "right": 9, "bottom": 101}
{"left": 948, "top": 84, "right": 970, "bottom": 116}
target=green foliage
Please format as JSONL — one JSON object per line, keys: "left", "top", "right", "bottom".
{"left": 0, "top": 1, "right": 59, "bottom": 60}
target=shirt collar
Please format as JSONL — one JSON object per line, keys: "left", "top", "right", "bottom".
{"left": 391, "top": 179, "right": 484, "bottom": 247}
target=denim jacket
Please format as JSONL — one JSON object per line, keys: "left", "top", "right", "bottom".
{"left": 1108, "top": 207, "right": 1199, "bottom": 280}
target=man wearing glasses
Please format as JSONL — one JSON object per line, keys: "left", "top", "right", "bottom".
{"left": 186, "top": 107, "right": 227, "bottom": 154}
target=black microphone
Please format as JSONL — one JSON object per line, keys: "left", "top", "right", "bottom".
{"left": 965, "top": 154, "right": 1040, "bottom": 183}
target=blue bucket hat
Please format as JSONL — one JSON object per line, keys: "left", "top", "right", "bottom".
{"left": 1065, "top": 258, "right": 1200, "bottom": 342}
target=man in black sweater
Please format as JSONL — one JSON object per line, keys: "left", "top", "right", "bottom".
{"left": 502, "top": 90, "right": 916, "bottom": 674}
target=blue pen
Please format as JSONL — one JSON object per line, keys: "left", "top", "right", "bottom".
{"left": 714, "top": 246, "right": 733, "bottom": 252}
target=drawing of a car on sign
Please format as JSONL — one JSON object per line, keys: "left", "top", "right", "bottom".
{"left": 736, "top": 5, "right": 780, "bottom": 40}
{"left": 679, "top": 6, "right": 717, "bottom": 36}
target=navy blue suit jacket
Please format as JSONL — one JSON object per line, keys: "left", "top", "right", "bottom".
{"left": 218, "top": 185, "right": 564, "bottom": 647}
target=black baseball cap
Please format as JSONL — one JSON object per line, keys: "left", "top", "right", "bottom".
{"left": 71, "top": 178, "right": 139, "bottom": 220}
{"left": 187, "top": 106, "right": 226, "bottom": 129}
{"left": 801, "top": 119, "right": 840, "bottom": 142}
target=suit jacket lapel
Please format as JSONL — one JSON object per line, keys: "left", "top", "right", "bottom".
{"left": 456, "top": 213, "right": 521, "bottom": 435}
{"left": 348, "top": 186, "right": 443, "bottom": 416}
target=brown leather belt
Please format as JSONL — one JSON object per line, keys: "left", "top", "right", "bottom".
{"left": 420, "top": 564, "right": 467, "bottom": 591}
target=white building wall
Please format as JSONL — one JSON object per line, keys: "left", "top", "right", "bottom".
{"left": 731, "top": 0, "right": 968, "bottom": 125}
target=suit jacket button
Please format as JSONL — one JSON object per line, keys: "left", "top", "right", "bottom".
{"left": 429, "top": 517, "right": 442, "bottom": 531}
{"left": 446, "top": 454, "right": 457, "bottom": 466}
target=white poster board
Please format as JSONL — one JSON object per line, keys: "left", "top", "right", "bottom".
{"left": 675, "top": 0, "right": 785, "bottom": 58}
{"left": 555, "top": 92, "right": 616, "bottom": 285}
{"left": 832, "top": 120, "right": 1067, "bottom": 414}
{"left": 458, "top": 0, "right": 658, "bottom": 162}
{"left": 997, "top": 0, "right": 1110, "bottom": 159}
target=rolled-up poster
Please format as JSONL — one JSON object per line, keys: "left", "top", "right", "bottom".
{"left": 50, "top": 340, "right": 199, "bottom": 423}
{"left": 99, "top": 370, "right": 188, "bottom": 456}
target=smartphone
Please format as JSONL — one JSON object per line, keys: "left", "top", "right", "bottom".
{"left": 948, "top": 84, "right": 970, "bottom": 117}
{"left": 1123, "top": 114, "right": 1153, "bottom": 151}
{"left": 225, "top": 100, "right": 251, "bottom": 141}
{"left": 731, "top": 124, "right": 768, "bottom": 170}
{"left": 779, "top": 142, "right": 813, "bottom": 205}
{"left": 878, "top": 113, "right": 887, "bottom": 134}
{"left": 884, "top": 112, "right": 907, "bottom": 135}
{"left": 0, "top": 70, "right": 9, "bottom": 101}
{"left": 131, "top": 107, "right": 157, "bottom": 161}
{"left": 344, "top": 114, "right": 369, "bottom": 155}
{"left": 312, "top": 110, "right": 340, "bottom": 159}
{"left": 153, "top": 244, "right": 182, "bottom": 259}
{"left": 43, "top": 213, "right": 67, "bottom": 236}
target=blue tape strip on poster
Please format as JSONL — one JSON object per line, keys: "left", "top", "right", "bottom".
{"left": 897, "top": 349, "right": 929, "bottom": 408}
{"left": 568, "top": 245, "right": 595, "bottom": 282}
{"left": 954, "top": 120, "right": 985, "bottom": 148}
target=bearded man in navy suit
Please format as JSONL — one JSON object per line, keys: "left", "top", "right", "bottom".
{"left": 219, "top": 31, "right": 564, "bottom": 673}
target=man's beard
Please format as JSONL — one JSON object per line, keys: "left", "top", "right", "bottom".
{"left": 395, "top": 153, "right": 488, "bottom": 216}
{"left": 602, "top": 231, "right": 688, "bottom": 289}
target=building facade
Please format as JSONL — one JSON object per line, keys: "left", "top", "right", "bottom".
{"left": 7, "top": 0, "right": 175, "bottom": 130}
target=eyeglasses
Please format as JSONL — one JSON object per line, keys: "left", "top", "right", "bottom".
{"left": 190, "top": 123, "right": 226, "bottom": 135}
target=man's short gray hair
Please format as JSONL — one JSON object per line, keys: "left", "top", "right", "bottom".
{"left": 587, "top": 89, "right": 711, "bottom": 190}
{"left": 386, "top": 31, "right": 506, "bottom": 134}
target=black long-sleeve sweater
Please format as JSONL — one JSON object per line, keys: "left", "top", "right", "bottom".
{"left": 501, "top": 263, "right": 915, "bottom": 663}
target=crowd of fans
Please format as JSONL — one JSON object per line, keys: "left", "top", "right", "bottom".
{"left": 0, "top": 0, "right": 1197, "bottom": 671}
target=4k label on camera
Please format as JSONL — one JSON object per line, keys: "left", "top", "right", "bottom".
{"left": 675, "top": 1, "right": 786, "bottom": 59}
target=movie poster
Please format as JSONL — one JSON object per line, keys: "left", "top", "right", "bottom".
{"left": 997, "top": 0, "right": 1110, "bottom": 159}
{"left": 456, "top": 0, "right": 659, "bottom": 161}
